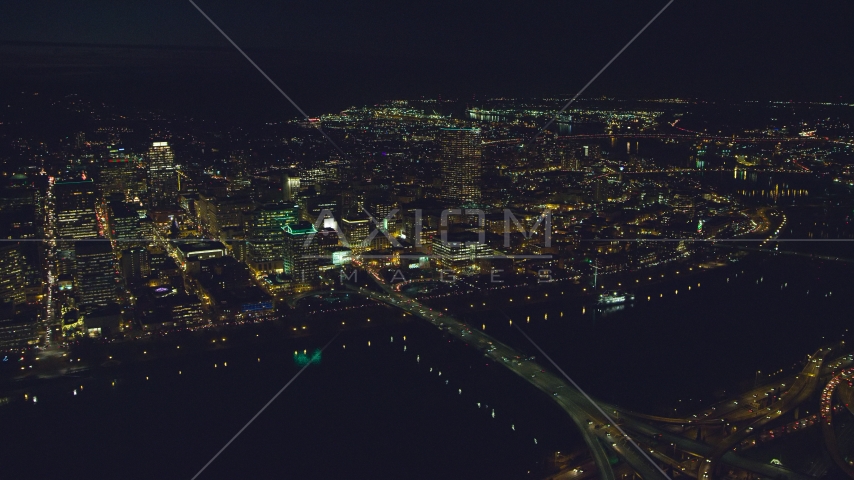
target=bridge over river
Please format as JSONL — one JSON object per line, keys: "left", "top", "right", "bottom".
{"left": 340, "top": 270, "right": 815, "bottom": 480}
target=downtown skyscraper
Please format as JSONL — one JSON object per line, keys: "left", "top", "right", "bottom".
{"left": 0, "top": 243, "right": 26, "bottom": 306}
{"left": 75, "top": 241, "right": 118, "bottom": 307}
{"left": 54, "top": 179, "right": 98, "bottom": 240}
{"left": 147, "top": 141, "right": 178, "bottom": 209}
{"left": 282, "top": 221, "right": 320, "bottom": 292}
{"left": 246, "top": 202, "right": 300, "bottom": 273}
{"left": 100, "top": 147, "right": 145, "bottom": 203}
{"left": 439, "top": 128, "right": 482, "bottom": 205}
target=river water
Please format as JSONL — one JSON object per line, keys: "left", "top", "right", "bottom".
{"left": 2, "top": 253, "right": 850, "bottom": 479}
{"left": 0, "top": 307, "right": 578, "bottom": 479}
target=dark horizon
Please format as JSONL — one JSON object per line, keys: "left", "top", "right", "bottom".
{"left": 2, "top": 1, "right": 853, "bottom": 118}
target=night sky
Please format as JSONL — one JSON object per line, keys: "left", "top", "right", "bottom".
{"left": 1, "top": 1, "right": 852, "bottom": 117}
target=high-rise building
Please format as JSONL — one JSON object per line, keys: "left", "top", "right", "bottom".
{"left": 54, "top": 179, "right": 98, "bottom": 239}
{"left": 147, "top": 141, "right": 178, "bottom": 209}
{"left": 100, "top": 147, "right": 144, "bottom": 202}
{"left": 0, "top": 204, "right": 39, "bottom": 241}
{"left": 195, "top": 193, "right": 253, "bottom": 239}
{"left": 340, "top": 190, "right": 364, "bottom": 218}
{"left": 340, "top": 217, "right": 371, "bottom": 254}
{"left": 75, "top": 241, "right": 118, "bottom": 307}
{"left": 0, "top": 304, "right": 38, "bottom": 352}
{"left": 107, "top": 202, "right": 142, "bottom": 243}
{"left": 283, "top": 221, "right": 320, "bottom": 291}
{"left": 301, "top": 195, "right": 339, "bottom": 225}
{"left": 0, "top": 185, "right": 40, "bottom": 215}
{"left": 173, "top": 241, "right": 226, "bottom": 273}
{"left": 0, "top": 243, "right": 26, "bottom": 306}
{"left": 54, "top": 177, "right": 97, "bottom": 279}
{"left": 440, "top": 128, "right": 482, "bottom": 205}
{"left": 282, "top": 173, "right": 300, "bottom": 201}
{"left": 246, "top": 202, "right": 300, "bottom": 273}
{"left": 119, "top": 247, "right": 150, "bottom": 285}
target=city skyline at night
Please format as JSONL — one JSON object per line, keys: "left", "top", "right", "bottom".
{"left": 2, "top": 2, "right": 854, "bottom": 480}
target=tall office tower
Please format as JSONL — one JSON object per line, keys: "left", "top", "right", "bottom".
{"left": 75, "top": 241, "right": 118, "bottom": 307}
{"left": 119, "top": 246, "right": 150, "bottom": 285}
{"left": 247, "top": 202, "right": 300, "bottom": 273}
{"left": 0, "top": 185, "right": 40, "bottom": 215}
{"left": 440, "top": 128, "right": 482, "bottom": 205}
{"left": 363, "top": 195, "right": 397, "bottom": 244}
{"left": 0, "top": 243, "right": 26, "bottom": 306}
{"left": 282, "top": 172, "right": 300, "bottom": 201}
{"left": 107, "top": 202, "right": 142, "bottom": 244}
{"left": 147, "top": 141, "right": 178, "bottom": 209}
{"left": 195, "top": 194, "right": 253, "bottom": 239}
{"left": 340, "top": 190, "right": 364, "bottom": 218}
{"left": 340, "top": 217, "right": 371, "bottom": 253}
{"left": 282, "top": 221, "right": 320, "bottom": 291}
{"left": 54, "top": 179, "right": 98, "bottom": 239}
{"left": 100, "top": 147, "right": 143, "bottom": 202}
